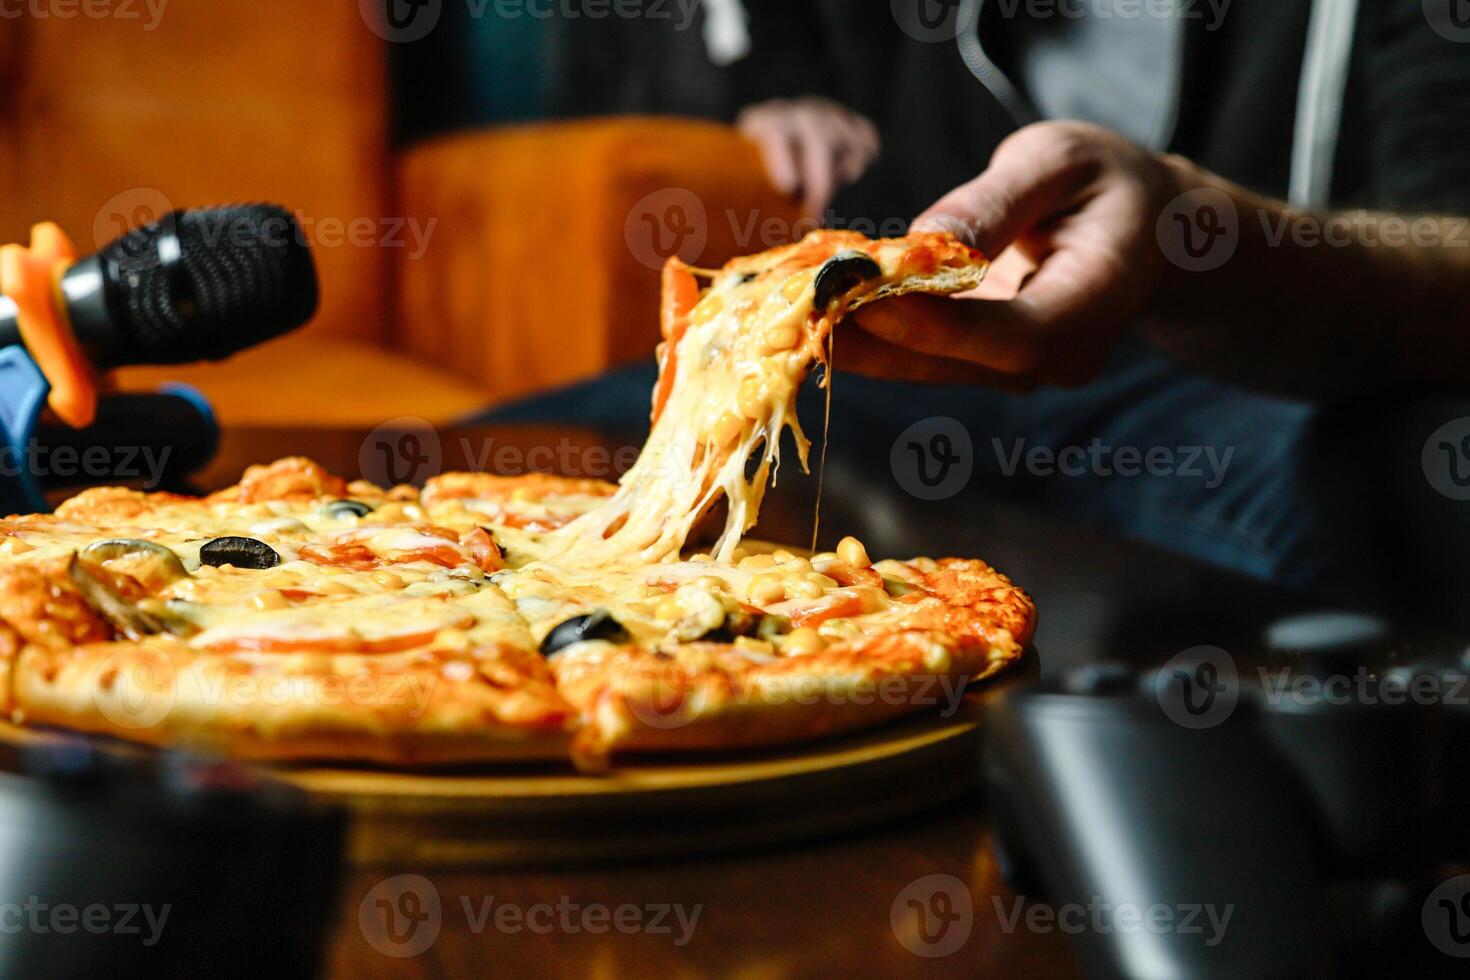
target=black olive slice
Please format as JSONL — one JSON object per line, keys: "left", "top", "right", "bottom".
{"left": 323, "top": 499, "right": 374, "bottom": 519}
{"left": 68, "top": 555, "right": 166, "bottom": 640}
{"left": 540, "top": 610, "right": 631, "bottom": 654}
{"left": 81, "top": 539, "right": 188, "bottom": 584}
{"left": 199, "top": 536, "right": 281, "bottom": 570}
{"left": 812, "top": 251, "right": 883, "bottom": 311}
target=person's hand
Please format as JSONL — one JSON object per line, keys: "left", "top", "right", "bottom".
{"left": 844, "top": 121, "right": 1189, "bottom": 390}
{"left": 737, "top": 97, "right": 880, "bottom": 218}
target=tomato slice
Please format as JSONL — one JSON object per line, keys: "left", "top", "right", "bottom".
{"left": 298, "top": 542, "right": 378, "bottom": 570}
{"left": 789, "top": 591, "right": 865, "bottom": 628}
{"left": 651, "top": 257, "right": 701, "bottom": 425}
{"left": 461, "top": 527, "right": 506, "bottom": 573}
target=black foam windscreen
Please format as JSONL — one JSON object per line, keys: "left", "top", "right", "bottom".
{"left": 99, "top": 204, "right": 319, "bottom": 365}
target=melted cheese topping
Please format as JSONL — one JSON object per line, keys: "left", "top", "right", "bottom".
{"left": 545, "top": 232, "right": 983, "bottom": 567}
{"left": 2, "top": 230, "right": 988, "bottom": 678}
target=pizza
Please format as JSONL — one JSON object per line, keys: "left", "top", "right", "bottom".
{"left": 0, "top": 230, "right": 1035, "bottom": 770}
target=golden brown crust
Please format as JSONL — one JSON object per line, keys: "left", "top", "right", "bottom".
{"left": 11, "top": 640, "right": 577, "bottom": 765}
{"left": 53, "top": 486, "right": 195, "bottom": 523}
{"left": 209, "top": 456, "right": 350, "bottom": 504}
{"left": 556, "top": 632, "right": 1005, "bottom": 760}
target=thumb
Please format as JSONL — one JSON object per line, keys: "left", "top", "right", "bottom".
{"left": 912, "top": 128, "right": 1097, "bottom": 257}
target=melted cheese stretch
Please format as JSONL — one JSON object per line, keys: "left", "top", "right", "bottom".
{"left": 545, "top": 272, "right": 810, "bottom": 566}
{"left": 543, "top": 232, "right": 984, "bottom": 568}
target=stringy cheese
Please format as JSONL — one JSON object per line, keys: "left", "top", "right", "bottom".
{"left": 544, "top": 231, "right": 986, "bottom": 568}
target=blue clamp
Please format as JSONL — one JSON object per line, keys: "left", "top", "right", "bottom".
{"left": 0, "top": 344, "right": 220, "bottom": 515}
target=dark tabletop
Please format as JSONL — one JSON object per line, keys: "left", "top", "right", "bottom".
{"left": 184, "top": 423, "right": 1451, "bottom": 979}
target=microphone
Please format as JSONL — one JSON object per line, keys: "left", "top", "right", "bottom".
{"left": 0, "top": 203, "right": 319, "bottom": 367}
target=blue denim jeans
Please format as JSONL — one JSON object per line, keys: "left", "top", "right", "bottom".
{"left": 473, "top": 338, "right": 1358, "bottom": 596}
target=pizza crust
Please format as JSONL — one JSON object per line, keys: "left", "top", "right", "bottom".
{"left": 12, "top": 640, "right": 576, "bottom": 764}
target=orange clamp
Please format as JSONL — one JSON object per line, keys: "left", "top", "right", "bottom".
{"left": 0, "top": 222, "right": 98, "bottom": 427}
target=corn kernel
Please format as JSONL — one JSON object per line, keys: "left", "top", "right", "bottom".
{"left": 747, "top": 574, "right": 786, "bottom": 605}
{"left": 318, "top": 579, "right": 356, "bottom": 596}
{"left": 737, "top": 375, "right": 769, "bottom": 418}
{"left": 250, "top": 590, "right": 287, "bottom": 611}
{"left": 690, "top": 295, "right": 725, "bottom": 325}
{"left": 836, "top": 536, "right": 871, "bottom": 568}
{"left": 739, "top": 553, "right": 777, "bottom": 571}
{"left": 781, "top": 274, "right": 810, "bottom": 302}
{"left": 784, "top": 627, "right": 825, "bottom": 656}
{"left": 375, "top": 502, "right": 408, "bottom": 522}
{"left": 786, "top": 578, "right": 823, "bottom": 600}
{"left": 711, "top": 411, "right": 744, "bottom": 447}
{"left": 371, "top": 570, "right": 406, "bottom": 590}
{"left": 760, "top": 319, "right": 800, "bottom": 353}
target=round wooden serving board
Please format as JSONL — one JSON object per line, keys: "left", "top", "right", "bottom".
{"left": 0, "top": 689, "right": 1007, "bottom": 868}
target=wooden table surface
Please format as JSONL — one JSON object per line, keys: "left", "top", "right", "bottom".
{"left": 177, "top": 422, "right": 1432, "bottom": 978}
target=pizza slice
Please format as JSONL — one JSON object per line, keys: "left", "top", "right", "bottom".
{"left": 544, "top": 230, "right": 988, "bottom": 566}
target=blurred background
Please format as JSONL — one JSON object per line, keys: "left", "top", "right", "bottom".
{"left": 0, "top": 1, "right": 1006, "bottom": 426}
